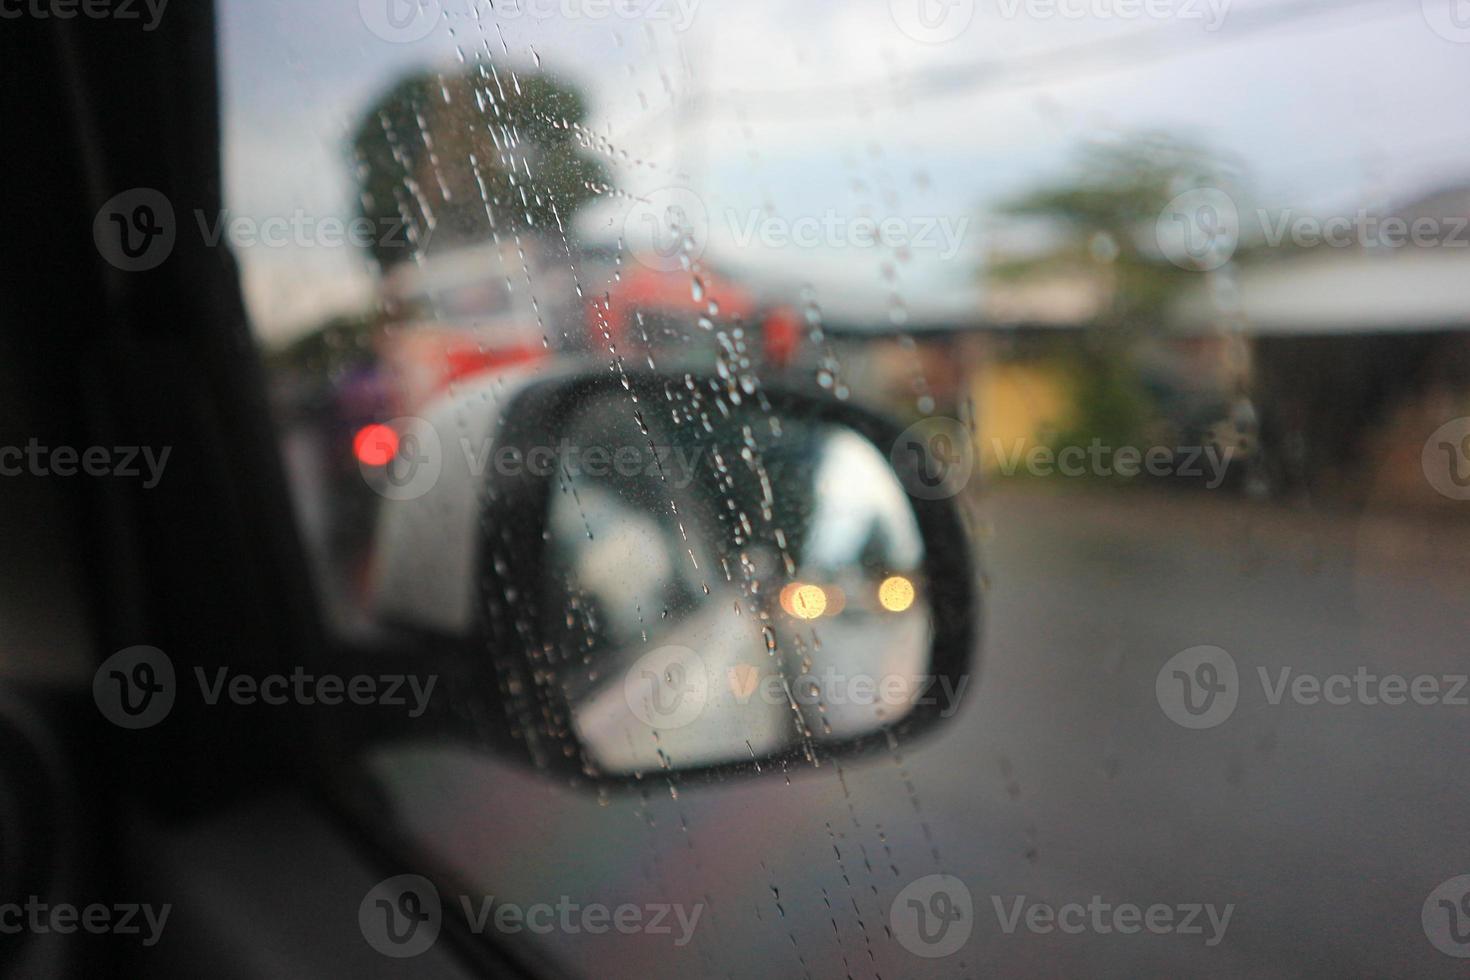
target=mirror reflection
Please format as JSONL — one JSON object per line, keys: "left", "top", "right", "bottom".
{"left": 541, "top": 392, "right": 931, "bottom": 774}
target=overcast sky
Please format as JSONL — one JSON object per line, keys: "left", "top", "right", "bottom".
{"left": 219, "top": 0, "right": 1470, "bottom": 341}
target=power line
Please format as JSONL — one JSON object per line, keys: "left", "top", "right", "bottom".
{"left": 666, "top": 0, "right": 1416, "bottom": 122}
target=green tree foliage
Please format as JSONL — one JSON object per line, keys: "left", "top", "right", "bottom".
{"left": 990, "top": 132, "right": 1243, "bottom": 451}
{"left": 351, "top": 67, "right": 609, "bottom": 268}
{"left": 994, "top": 131, "right": 1242, "bottom": 327}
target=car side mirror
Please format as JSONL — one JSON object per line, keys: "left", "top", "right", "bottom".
{"left": 369, "top": 372, "right": 978, "bottom": 785}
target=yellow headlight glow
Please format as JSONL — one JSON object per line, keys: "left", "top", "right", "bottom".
{"left": 878, "top": 575, "right": 916, "bottom": 612}
{"left": 781, "top": 582, "right": 828, "bottom": 620}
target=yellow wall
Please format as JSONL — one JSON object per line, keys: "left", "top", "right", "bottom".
{"left": 972, "top": 361, "right": 1074, "bottom": 472}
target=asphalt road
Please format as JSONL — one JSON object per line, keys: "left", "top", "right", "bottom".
{"left": 366, "top": 483, "right": 1470, "bottom": 978}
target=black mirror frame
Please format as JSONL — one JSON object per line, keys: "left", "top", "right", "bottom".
{"left": 466, "top": 370, "right": 981, "bottom": 788}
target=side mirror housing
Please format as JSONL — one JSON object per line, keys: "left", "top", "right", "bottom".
{"left": 369, "top": 371, "right": 979, "bottom": 786}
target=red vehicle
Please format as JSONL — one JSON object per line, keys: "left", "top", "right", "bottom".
{"left": 375, "top": 240, "right": 567, "bottom": 415}
{"left": 590, "top": 261, "right": 802, "bottom": 369}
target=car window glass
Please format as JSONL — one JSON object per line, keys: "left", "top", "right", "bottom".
{"left": 220, "top": 2, "right": 1470, "bottom": 976}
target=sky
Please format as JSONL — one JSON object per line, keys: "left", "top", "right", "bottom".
{"left": 217, "top": 0, "right": 1470, "bottom": 342}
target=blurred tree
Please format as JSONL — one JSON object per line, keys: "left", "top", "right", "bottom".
{"left": 987, "top": 132, "right": 1244, "bottom": 451}
{"left": 991, "top": 130, "right": 1243, "bottom": 329}
{"left": 351, "top": 67, "right": 609, "bottom": 268}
